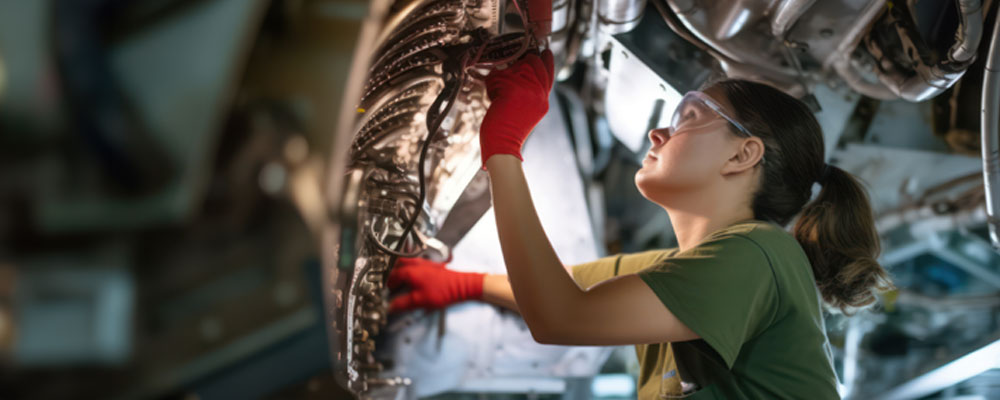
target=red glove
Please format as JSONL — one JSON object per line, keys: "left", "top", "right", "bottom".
{"left": 479, "top": 50, "right": 555, "bottom": 168}
{"left": 387, "top": 257, "right": 486, "bottom": 312}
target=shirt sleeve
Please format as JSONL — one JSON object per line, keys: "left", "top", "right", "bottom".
{"left": 570, "top": 255, "right": 621, "bottom": 290}
{"left": 571, "top": 250, "right": 675, "bottom": 290}
{"left": 637, "top": 233, "right": 778, "bottom": 368}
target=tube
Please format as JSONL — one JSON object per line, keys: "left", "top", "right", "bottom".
{"left": 981, "top": 8, "right": 1000, "bottom": 249}
{"left": 597, "top": 0, "right": 647, "bottom": 34}
{"left": 829, "top": 0, "right": 900, "bottom": 100}
{"left": 770, "top": 0, "right": 817, "bottom": 39}
{"left": 950, "top": 0, "right": 983, "bottom": 64}
{"left": 833, "top": 57, "right": 898, "bottom": 100}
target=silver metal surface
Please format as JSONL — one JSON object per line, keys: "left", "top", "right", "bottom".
{"left": 603, "top": 36, "right": 683, "bottom": 152}
{"left": 665, "top": 0, "right": 799, "bottom": 89}
{"left": 982, "top": 8, "right": 1000, "bottom": 250}
{"left": 711, "top": 1, "right": 756, "bottom": 41}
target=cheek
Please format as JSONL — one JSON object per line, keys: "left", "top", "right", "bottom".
{"left": 634, "top": 136, "right": 721, "bottom": 194}
{"left": 634, "top": 154, "right": 682, "bottom": 198}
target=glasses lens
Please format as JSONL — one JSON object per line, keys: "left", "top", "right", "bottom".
{"left": 669, "top": 94, "right": 715, "bottom": 136}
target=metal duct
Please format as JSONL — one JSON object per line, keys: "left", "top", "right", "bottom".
{"left": 713, "top": 3, "right": 753, "bottom": 40}
{"left": 864, "top": 0, "right": 983, "bottom": 101}
{"left": 770, "top": 0, "right": 817, "bottom": 38}
{"left": 833, "top": 57, "right": 898, "bottom": 100}
{"left": 597, "top": 0, "right": 647, "bottom": 33}
{"left": 951, "top": 0, "right": 984, "bottom": 64}
{"left": 878, "top": 63, "right": 967, "bottom": 102}
{"left": 662, "top": 0, "right": 802, "bottom": 92}
{"left": 829, "top": 0, "right": 899, "bottom": 100}
{"left": 982, "top": 9, "right": 1000, "bottom": 250}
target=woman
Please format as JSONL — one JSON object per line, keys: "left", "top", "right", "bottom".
{"left": 388, "top": 51, "right": 894, "bottom": 399}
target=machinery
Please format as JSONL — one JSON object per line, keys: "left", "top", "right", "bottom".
{"left": 324, "top": 0, "right": 552, "bottom": 393}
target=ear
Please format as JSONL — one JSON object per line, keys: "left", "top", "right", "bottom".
{"left": 721, "top": 137, "right": 764, "bottom": 175}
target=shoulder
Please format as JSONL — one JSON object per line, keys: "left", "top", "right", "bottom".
{"left": 709, "top": 220, "right": 800, "bottom": 257}
{"left": 617, "top": 248, "right": 679, "bottom": 275}
{"left": 621, "top": 248, "right": 678, "bottom": 262}
{"left": 662, "top": 221, "right": 787, "bottom": 285}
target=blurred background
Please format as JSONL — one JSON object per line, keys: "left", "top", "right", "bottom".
{"left": 1, "top": 0, "right": 1000, "bottom": 399}
{"left": 0, "top": 0, "right": 358, "bottom": 398}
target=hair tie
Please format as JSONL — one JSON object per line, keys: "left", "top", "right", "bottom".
{"left": 819, "top": 163, "right": 833, "bottom": 184}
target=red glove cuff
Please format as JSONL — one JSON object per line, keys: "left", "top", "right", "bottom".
{"left": 455, "top": 270, "right": 486, "bottom": 300}
{"left": 480, "top": 131, "right": 526, "bottom": 168}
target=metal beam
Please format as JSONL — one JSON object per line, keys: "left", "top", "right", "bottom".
{"left": 879, "top": 335, "right": 1000, "bottom": 399}
{"left": 928, "top": 232, "right": 1000, "bottom": 289}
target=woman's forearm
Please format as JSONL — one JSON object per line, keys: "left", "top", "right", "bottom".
{"left": 485, "top": 155, "right": 585, "bottom": 338}
{"left": 482, "top": 274, "right": 520, "bottom": 312}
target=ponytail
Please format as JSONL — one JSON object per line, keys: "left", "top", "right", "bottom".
{"left": 793, "top": 165, "right": 894, "bottom": 314}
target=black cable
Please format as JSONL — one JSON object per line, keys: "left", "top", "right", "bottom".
{"left": 392, "top": 68, "right": 467, "bottom": 254}
{"left": 369, "top": 223, "right": 424, "bottom": 257}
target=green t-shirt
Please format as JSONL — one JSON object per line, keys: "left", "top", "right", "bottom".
{"left": 571, "top": 220, "right": 840, "bottom": 399}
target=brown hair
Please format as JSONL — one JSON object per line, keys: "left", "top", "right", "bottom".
{"left": 711, "top": 79, "right": 894, "bottom": 314}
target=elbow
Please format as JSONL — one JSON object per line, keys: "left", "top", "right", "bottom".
{"left": 520, "top": 293, "right": 582, "bottom": 345}
{"left": 523, "top": 311, "right": 572, "bottom": 345}
{"left": 528, "top": 323, "right": 561, "bottom": 345}
{"left": 518, "top": 309, "right": 560, "bottom": 344}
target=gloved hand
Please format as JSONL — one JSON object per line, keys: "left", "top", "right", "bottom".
{"left": 387, "top": 257, "right": 486, "bottom": 312}
{"left": 479, "top": 49, "right": 555, "bottom": 168}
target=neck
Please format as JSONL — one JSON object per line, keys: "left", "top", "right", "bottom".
{"left": 660, "top": 185, "right": 755, "bottom": 252}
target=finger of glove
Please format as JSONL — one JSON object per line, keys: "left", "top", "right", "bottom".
{"left": 395, "top": 257, "right": 444, "bottom": 269}
{"left": 492, "top": 68, "right": 545, "bottom": 101}
{"left": 541, "top": 49, "right": 555, "bottom": 90}
{"left": 485, "top": 63, "right": 525, "bottom": 93}
{"left": 394, "top": 257, "right": 420, "bottom": 269}
{"left": 486, "top": 67, "right": 536, "bottom": 101}
{"left": 516, "top": 67, "right": 544, "bottom": 93}
{"left": 485, "top": 74, "right": 509, "bottom": 101}
{"left": 389, "top": 292, "right": 422, "bottom": 313}
{"left": 523, "top": 52, "right": 550, "bottom": 91}
{"left": 387, "top": 266, "right": 412, "bottom": 290}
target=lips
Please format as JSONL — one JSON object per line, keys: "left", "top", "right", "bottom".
{"left": 644, "top": 152, "right": 658, "bottom": 163}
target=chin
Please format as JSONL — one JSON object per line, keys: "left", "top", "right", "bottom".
{"left": 634, "top": 170, "right": 655, "bottom": 200}
{"left": 635, "top": 168, "right": 679, "bottom": 203}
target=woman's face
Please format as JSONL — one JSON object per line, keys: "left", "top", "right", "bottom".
{"left": 634, "top": 87, "right": 746, "bottom": 203}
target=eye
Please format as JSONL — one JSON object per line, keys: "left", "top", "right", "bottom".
{"left": 683, "top": 109, "right": 697, "bottom": 121}
{"left": 679, "top": 104, "right": 700, "bottom": 123}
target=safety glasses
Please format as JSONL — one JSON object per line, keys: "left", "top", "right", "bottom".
{"left": 668, "top": 91, "right": 754, "bottom": 139}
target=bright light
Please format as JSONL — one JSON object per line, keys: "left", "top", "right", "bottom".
{"left": 592, "top": 373, "right": 635, "bottom": 397}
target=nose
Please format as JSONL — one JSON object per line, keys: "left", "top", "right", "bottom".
{"left": 648, "top": 128, "right": 669, "bottom": 147}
